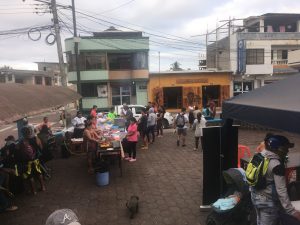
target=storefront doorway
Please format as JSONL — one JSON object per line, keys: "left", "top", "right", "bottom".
{"left": 163, "top": 87, "right": 182, "bottom": 109}
{"left": 202, "top": 85, "right": 220, "bottom": 107}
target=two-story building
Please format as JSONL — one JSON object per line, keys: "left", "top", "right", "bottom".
{"left": 65, "top": 27, "right": 149, "bottom": 111}
{"left": 207, "top": 13, "right": 300, "bottom": 96}
{"left": 0, "top": 68, "right": 54, "bottom": 86}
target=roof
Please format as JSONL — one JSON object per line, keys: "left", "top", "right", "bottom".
{"left": 150, "top": 70, "right": 232, "bottom": 76}
{"left": 0, "top": 69, "right": 53, "bottom": 77}
{"left": 0, "top": 83, "right": 81, "bottom": 124}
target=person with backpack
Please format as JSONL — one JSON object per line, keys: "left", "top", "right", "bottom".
{"left": 192, "top": 112, "right": 206, "bottom": 151}
{"left": 174, "top": 108, "right": 189, "bottom": 147}
{"left": 246, "top": 134, "right": 300, "bottom": 225}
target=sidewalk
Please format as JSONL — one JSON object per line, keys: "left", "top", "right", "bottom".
{"left": 1, "top": 128, "right": 299, "bottom": 225}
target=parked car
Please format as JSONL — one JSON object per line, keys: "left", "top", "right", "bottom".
{"left": 114, "top": 105, "right": 174, "bottom": 128}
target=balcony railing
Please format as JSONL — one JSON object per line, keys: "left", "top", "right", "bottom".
{"left": 271, "top": 59, "right": 288, "bottom": 65}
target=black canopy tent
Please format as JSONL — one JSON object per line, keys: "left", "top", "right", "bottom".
{"left": 222, "top": 74, "right": 300, "bottom": 134}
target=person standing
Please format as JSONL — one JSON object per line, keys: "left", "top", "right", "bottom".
{"left": 188, "top": 106, "right": 195, "bottom": 128}
{"left": 193, "top": 106, "right": 201, "bottom": 119}
{"left": 38, "top": 117, "right": 52, "bottom": 132}
{"left": 121, "top": 104, "right": 133, "bottom": 130}
{"left": 138, "top": 109, "right": 148, "bottom": 150}
{"left": 107, "top": 107, "right": 117, "bottom": 121}
{"left": 174, "top": 108, "right": 188, "bottom": 147}
{"left": 156, "top": 108, "right": 164, "bottom": 137}
{"left": 125, "top": 118, "right": 138, "bottom": 162}
{"left": 83, "top": 120, "right": 101, "bottom": 174}
{"left": 146, "top": 108, "right": 157, "bottom": 144}
{"left": 192, "top": 112, "right": 206, "bottom": 151}
{"left": 208, "top": 101, "right": 216, "bottom": 119}
{"left": 250, "top": 134, "right": 300, "bottom": 224}
{"left": 72, "top": 111, "right": 86, "bottom": 138}
{"left": 90, "top": 105, "right": 97, "bottom": 118}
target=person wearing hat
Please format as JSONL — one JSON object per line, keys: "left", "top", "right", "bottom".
{"left": 250, "top": 134, "right": 300, "bottom": 225}
{"left": 45, "top": 209, "right": 80, "bottom": 225}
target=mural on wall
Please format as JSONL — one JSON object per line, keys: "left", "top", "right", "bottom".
{"left": 183, "top": 87, "right": 201, "bottom": 108}
{"left": 153, "top": 87, "right": 163, "bottom": 106}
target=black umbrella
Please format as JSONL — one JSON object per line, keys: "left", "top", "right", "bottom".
{"left": 222, "top": 74, "right": 300, "bottom": 134}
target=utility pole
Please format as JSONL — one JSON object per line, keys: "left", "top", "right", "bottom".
{"left": 51, "top": 0, "right": 67, "bottom": 87}
{"left": 71, "top": 0, "right": 82, "bottom": 110}
{"left": 158, "top": 51, "right": 160, "bottom": 73}
{"left": 215, "top": 22, "right": 219, "bottom": 70}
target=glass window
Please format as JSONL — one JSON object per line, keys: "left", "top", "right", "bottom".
{"left": 7, "top": 74, "right": 12, "bottom": 81}
{"left": 35, "top": 76, "right": 43, "bottom": 85}
{"left": 246, "top": 49, "right": 264, "bottom": 65}
{"left": 85, "top": 55, "right": 106, "bottom": 70}
{"left": 233, "top": 81, "right": 253, "bottom": 95}
{"left": 108, "top": 54, "right": 132, "bottom": 70}
{"left": 111, "top": 85, "right": 131, "bottom": 105}
{"left": 81, "top": 83, "right": 107, "bottom": 97}
{"left": 132, "top": 52, "right": 148, "bottom": 69}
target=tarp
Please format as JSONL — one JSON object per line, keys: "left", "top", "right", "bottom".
{"left": 222, "top": 74, "right": 300, "bottom": 134}
{"left": 0, "top": 83, "right": 81, "bottom": 124}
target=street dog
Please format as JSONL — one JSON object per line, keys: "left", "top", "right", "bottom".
{"left": 126, "top": 195, "right": 139, "bottom": 219}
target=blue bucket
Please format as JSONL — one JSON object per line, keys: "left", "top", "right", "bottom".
{"left": 96, "top": 171, "right": 109, "bottom": 186}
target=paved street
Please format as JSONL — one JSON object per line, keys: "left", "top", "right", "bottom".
{"left": 1, "top": 128, "right": 300, "bottom": 225}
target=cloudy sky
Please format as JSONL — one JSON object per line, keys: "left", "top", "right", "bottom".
{"left": 1, "top": 0, "right": 300, "bottom": 71}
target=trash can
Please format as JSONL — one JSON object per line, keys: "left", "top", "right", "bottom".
{"left": 96, "top": 171, "right": 109, "bottom": 186}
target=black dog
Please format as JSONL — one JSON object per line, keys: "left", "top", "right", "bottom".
{"left": 126, "top": 195, "right": 139, "bottom": 219}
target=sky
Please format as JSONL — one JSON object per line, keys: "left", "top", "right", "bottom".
{"left": 0, "top": 0, "right": 300, "bottom": 72}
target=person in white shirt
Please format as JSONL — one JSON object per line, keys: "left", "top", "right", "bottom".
{"left": 71, "top": 111, "right": 86, "bottom": 138}
{"left": 192, "top": 112, "right": 206, "bottom": 151}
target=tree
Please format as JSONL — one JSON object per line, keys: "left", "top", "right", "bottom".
{"left": 170, "top": 61, "right": 183, "bottom": 71}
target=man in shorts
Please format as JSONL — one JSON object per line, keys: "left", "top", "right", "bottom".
{"left": 174, "top": 108, "right": 189, "bottom": 147}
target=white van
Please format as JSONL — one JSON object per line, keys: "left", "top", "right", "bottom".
{"left": 114, "top": 105, "right": 174, "bottom": 128}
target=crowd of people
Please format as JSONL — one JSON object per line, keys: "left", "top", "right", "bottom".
{"left": 0, "top": 117, "right": 54, "bottom": 213}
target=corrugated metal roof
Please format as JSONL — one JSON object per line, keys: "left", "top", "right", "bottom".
{"left": 0, "top": 83, "right": 81, "bottom": 124}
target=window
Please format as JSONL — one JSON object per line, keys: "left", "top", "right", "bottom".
{"left": 233, "top": 81, "right": 253, "bottom": 96}
{"left": 15, "top": 78, "right": 23, "bottom": 84}
{"left": 81, "top": 83, "right": 107, "bottom": 98}
{"left": 7, "top": 74, "right": 12, "bottom": 81}
{"left": 85, "top": 54, "right": 106, "bottom": 70}
{"left": 277, "top": 50, "right": 288, "bottom": 60}
{"left": 66, "top": 53, "right": 106, "bottom": 71}
{"left": 35, "top": 76, "right": 43, "bottom": 85}
{"left": 108, "top": 54, "right": 132, "bottom": 70}
{"left": 246, "top": 49, "right": 264, "bottom": 65}
{"left": 132, "top": 52, "right": 148, "bottom": 69}
{"left": 111, "top": 86, "right": 131, "bottom": 105}
{"left": 45, "top": 77, "right": 52, "bottom": 86}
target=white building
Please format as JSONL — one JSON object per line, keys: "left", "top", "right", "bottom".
{"left": 207, "top": 13, "right": 300, "bottom": 96}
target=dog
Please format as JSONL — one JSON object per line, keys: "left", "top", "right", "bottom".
{"left": 126, "top": 195, "right": 139, "bottom": 219}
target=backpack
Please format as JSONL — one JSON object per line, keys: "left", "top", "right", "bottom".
{"left": 176, "top": 114, "right": 185, "bottom": 128}
{"left": 245, "top": 153, "right": 270, "bottom": 190}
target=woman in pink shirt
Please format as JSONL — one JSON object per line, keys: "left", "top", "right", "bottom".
{"left": 125, "top": 117, "right": 138, "bottom": 162}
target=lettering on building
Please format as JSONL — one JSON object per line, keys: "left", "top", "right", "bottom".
{"left": 176, "top": 78, "right": 208, "bottom": 84}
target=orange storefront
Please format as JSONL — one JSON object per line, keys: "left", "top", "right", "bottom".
{"left": 148, "top": 71, "right": 232, "bottom": 111}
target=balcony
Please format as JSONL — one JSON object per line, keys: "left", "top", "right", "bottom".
{"left": 271, "top": 59, "right": 288, "bottom": 65}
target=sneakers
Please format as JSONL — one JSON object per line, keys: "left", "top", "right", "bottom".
{"left": 124, "top": 157, "right": 132, "bottom": 161}
{"left": 193, "top": 148, "right": 198, "bottom": 151}
{"left": 129, "top": 158, "right": 136, "bottom": 162}
{"left": 141, "top": 147, "right": 148, "bottom": 150}
{"left": 177, "top": 140, "right": 180, "bottom": 146}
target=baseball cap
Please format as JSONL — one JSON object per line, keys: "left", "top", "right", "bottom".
{"left": 267, "top": 135, "right": 294, "bottom": 150}
{"left": 45, "top": 209, "right": 81, "bottom": 225}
